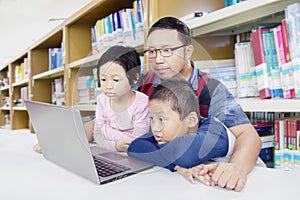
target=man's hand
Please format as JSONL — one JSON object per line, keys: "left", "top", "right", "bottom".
{"left": 199, "top": 162, "right": 247, "bottom": 192}
{"left": 115, "top": 140, "right": 131, "bottom": 152}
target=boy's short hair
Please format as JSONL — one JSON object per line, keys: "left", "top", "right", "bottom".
{"left": 149, "top": 77, "right": 200, "bottom": 120}
{"left": 148, "top": 16, "right": 191, "bottom": 45}
{"left": 97, "top": 45, "right": 141, "bottom": 86}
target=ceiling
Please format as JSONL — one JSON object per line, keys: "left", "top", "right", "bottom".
{"left": 0, "top": 0, "right": 91, "bottom": 66}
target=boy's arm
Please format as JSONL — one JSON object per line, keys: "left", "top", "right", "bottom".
{"left": 128, "top": 117, "right": 229, "bottom": 171}
{"left": 127, "top": 132, "right": 176, "bottom": 171}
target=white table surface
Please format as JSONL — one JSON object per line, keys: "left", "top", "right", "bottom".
{"left": 0, "top": 129, "right": 299, "bottom": 200}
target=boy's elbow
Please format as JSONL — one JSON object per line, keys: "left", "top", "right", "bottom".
{"left": 127, "top": 136, "right": 148, "bottom": 154}
{"left": 127, "top": 138, "right": 139, "bottom": 154}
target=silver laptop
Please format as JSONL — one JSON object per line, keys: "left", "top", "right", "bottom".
{"left": 25, "top": 100, "right": 153, "bottom": 184}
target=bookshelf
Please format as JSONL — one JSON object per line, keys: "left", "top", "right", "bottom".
{"left": 147, "top": 0, "right": 300, "bottom": 111}
{"left": 8, "top": 50, "right": 29, "bottom": 130}
{"left": 147, "top": 0, "right": 300, "bottom": 169}
{"left": 0, "top": 63, "right": 10, "bottom": 129}
{"left": 1, "top": 0, "right": 300, "bottom": 134}
{"left": 64, "top": 0, "right": 144, "bottom": 110}
{"left": 0, "top": 0, "right": 144, "bottom": 130}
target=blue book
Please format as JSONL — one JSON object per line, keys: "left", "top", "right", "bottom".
{"left": 49, "top": 48, "right": 57, "bottom": 70}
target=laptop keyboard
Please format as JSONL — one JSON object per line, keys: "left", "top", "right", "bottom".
{"left": 93, "top": 155, "right": 131, "bottom": 177}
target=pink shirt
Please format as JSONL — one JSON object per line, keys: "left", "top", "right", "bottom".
{"left": 93, "top": 91, "right": 150, "bottom": 151}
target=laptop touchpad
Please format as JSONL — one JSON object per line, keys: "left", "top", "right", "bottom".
{"left": 100, "top": 152, "right": 127, "bottom": 161}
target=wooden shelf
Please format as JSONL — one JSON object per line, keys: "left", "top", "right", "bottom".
{"left": 0, "top": 107, "right": 10, "bottom": 111}
{"left": 237, "top": 98, "right": 300, "bottom": 112}
{"left": 2, "top": 0, "right": 300, "bottom": 131}
{"left": 12, "top": 79, "right": 29, "bottom": 87}
{"left": 187, "top": 0, "right": 299, "bottom": 37}
{"left": 32, "top": 67, "right": 64, "bottom": 80}
{"left": 0, "top": 63, "right": 9, "bottom": 71}
{"left": 67, "top": 40, "right": 144, "bottom": 69}
{"left": 0, "top": 85, "right": 10, "bottom": 91}
{"left": 12, "top": 107, "right": 27, "bottom": 111}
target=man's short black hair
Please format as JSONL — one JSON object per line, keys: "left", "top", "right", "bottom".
{"left": 148, "top": 16, "right": 191, "bottom": 45}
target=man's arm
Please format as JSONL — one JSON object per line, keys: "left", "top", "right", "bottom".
{"left": 229, "top": 123, "right": 262, "bottom": 175}
{"left": 206, "top": 82, "right": 262, "bottom": 191}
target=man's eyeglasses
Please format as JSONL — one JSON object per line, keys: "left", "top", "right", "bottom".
{"left": 144, "top": 44, "right": 187, "bottom": 59}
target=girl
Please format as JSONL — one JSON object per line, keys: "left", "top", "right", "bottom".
{"left": 93, "top": 45, "right": 150, "bottom": 152}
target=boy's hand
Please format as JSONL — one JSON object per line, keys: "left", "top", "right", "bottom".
{"left": 174, "top": 165, "right": 214, "bottom": 185}
{"left": 115, "top": 140, "right": 131, "bottom": 152}
{"left": 199, "top": 162, "right": 247, "bottom": 192}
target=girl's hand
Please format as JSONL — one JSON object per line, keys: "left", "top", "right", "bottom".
{"left": 33, "top": 143, "right": 42, "bottom": 154}
{"left": 115, "top": 140, "right": 131, "bottom": 152}
{"left": 105, "top": 118, "right": 110, "bottom": 126}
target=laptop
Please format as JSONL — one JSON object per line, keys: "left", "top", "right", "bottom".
{"left": 25, "top": 100, "right": 153, "bottom": 184}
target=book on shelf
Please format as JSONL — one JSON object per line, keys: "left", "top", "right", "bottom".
{"left": 225, "top": 0, "right": 246, "bottom": 7}
{"left": 273, "top": 24, "right": 295, "bottom": 99}
{"left": 76, "top": 75, "right": 99, "bottom": 105}
{"left": 51, "top": 77, "right": 65, "bottom": 106}
{"left": 293, "top": 58, "right": 300, "bottom": 99}
{"left": 195, "top": 59, "right": 238, "bottom": 97}
{"left": 259, "top": 146, "right": 273, "bottom": 163}
{"left": 14, "top": 58, "right": 29, "bottom": 83}
{"left": 274, "top": 116, "right": 300, "bottom": 171}
{"left": 285, "top": 3, "right": 300, "bottom": 61}
{"left": 20, "top": 86, "right": 29, "bottom": 107}
{"left": 1, "top": 96, "right": 10, "bottom": 107}
{"left": 49, "top": 47, "right": 63, "bottom": 70}
{"left": 234, "top": 42, "right": 258, "bottom": 98}
{"left": 264, "top": 31, "right": 283, "bottom": 98}
{"left": 285, "top": 3, "right": 300, "bottom": 99}
{"left": 91, "top": 0, "right": 144, "bottom": 55}
{"left": 251, "top": 28, "right": 271, "bottom": 99}
{"left": 281, "top": 19, "right": 291, "bottom": 63}
{"left": 132, "top": 0, "right": 144, "bottom": 42}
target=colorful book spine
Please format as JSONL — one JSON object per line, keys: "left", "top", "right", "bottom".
{"left": 262, "top": 31, "right": 283, "bottom": 99}
{"left": 251, "top": 28, "right": 270, "bottom": 66}
{"left": 292, "top": 58, "right": 300, "bottom": 99}
{"left": 281, "top": 19, "right": 291, "bottom": 62}
{"left": 251, "top": 28, "right": 271, "bottom": 99}
{"left": 285, "top": 3, "right": 300, "bottom": 61}
{"left": 273, "top": 24, "right": 295, "bottom": 99}
{"left": 234, "top": 42, "right": 258, "bottom": 97}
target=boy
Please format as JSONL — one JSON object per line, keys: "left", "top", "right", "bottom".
{"left": 128, "top": 77, "right": 239, "bottom": 184}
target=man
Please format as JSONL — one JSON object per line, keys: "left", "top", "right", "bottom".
{"left": 139, "top": 16, "right": 262, "bottom": 191}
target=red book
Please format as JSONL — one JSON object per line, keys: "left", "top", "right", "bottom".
{"left": 274, "top": 119, "right": 285, "bottom": 150}
{"left": 251, "top": 28, "right": 271, "bottom": 99}
{"left": 250, "top": 28, "right": 270, "bottom": 66}
{"left": 281, "top": 19, "right": 291, "bottom": 62}
{"left": 274, "top": 119, "right": 280, "bottom": 150}
{"left": 288, "top": 118, "right": 300, "bottom": 150}
{"left": 273, "top": 25, "right": 287, "bottom": 65}
{"left": 284, "top": 119, "right": 289, "bottom": 149}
